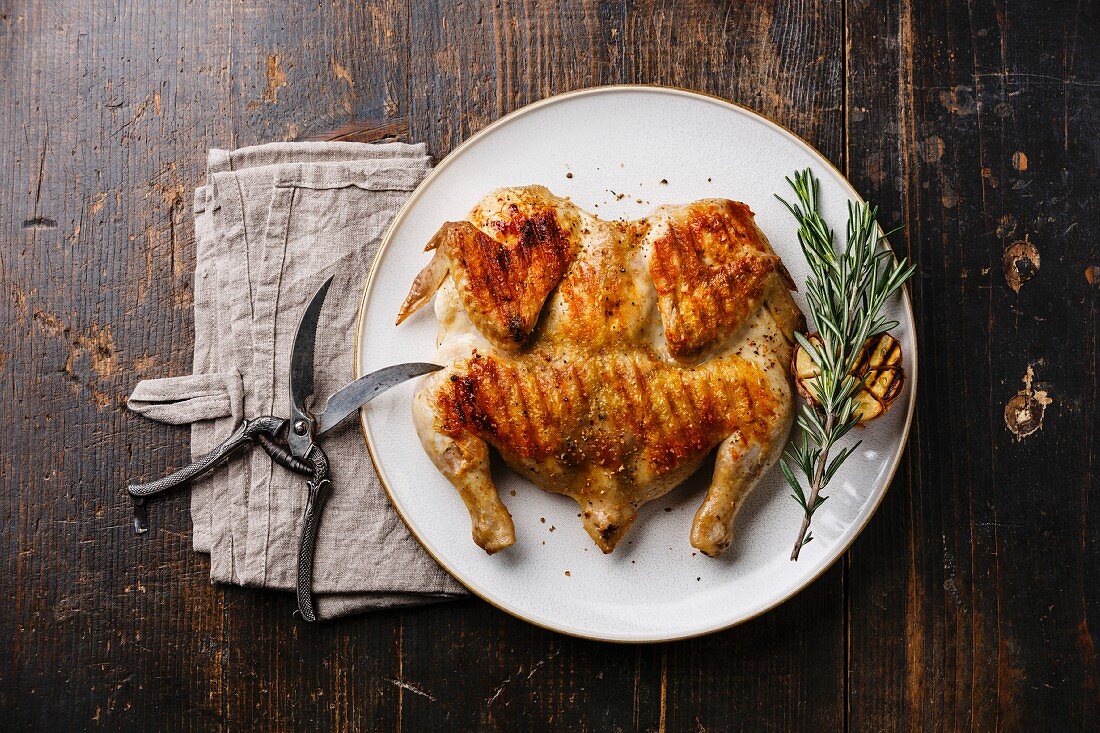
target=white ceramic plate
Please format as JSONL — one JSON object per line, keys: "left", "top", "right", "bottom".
{"left": 356, "top": 86, "right": 916, "bottom": 642}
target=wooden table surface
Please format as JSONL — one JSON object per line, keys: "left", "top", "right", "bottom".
{"left": 3, "top": 1, "right": 1098, "bottom": 730}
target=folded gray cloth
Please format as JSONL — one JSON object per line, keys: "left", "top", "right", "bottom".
{"left": 128, "top": 142, "right": 466, "bottom": 617}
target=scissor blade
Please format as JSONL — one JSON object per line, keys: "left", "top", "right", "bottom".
{"left": 288, "top": 276, "right": 335, "bottom": 456}
{"left": 315, "top": 362, "right": 443, "bottom": 436}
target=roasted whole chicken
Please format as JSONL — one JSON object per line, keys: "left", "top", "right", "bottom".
{"left": 397, "top": 185, "right": 804, "bottom": 556}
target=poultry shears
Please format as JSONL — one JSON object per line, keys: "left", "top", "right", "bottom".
{"left": 127, "top": 276, "right": 440, "bottom": 621}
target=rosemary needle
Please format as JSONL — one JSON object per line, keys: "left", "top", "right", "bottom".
{"left": 776, "top": 169, "right": 916, "bottom": 561}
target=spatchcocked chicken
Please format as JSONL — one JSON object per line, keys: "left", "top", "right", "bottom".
{"left": 397, "top": 185, "right": 804, "bottom": 556}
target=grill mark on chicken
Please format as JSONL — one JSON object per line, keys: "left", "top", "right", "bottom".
{"left": 510, "top": 360, "right": 541, "bottom": 457}
{"left": 442, "top": 370, "right": 499, "bottom": 438}
{"left": 429, "top": 208, "right": 576, "bottom": 349}
{"left": 647, "top": 200, "right": 781, "bottom": 361}
{"left": 525, "top": 356, "right": 556, "bottom": 459}
{"left": 433, "top": 350, "right": 780, "bottom": 476}
{"left": 614, "top": 359, "right": 642, "bottom": 439}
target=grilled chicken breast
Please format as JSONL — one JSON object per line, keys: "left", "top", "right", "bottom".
{"left": 397, "top": 185, "right": 804, "bottom": 556}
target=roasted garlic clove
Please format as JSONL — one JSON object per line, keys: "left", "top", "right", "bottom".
{"left": 793, "top": 332, "right": 904, "bottom": 424}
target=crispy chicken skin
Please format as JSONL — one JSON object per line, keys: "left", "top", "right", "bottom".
{"left": 647, "top": 199, "right": 797, "bottom": 362}
{"left": 397, "top": 189, "right": 581, "bottom": 350}
{"left": 398, "top": 185, "right": 804, "bottom": 556}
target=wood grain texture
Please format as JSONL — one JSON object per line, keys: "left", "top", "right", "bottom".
{"left": 0, "top": 0, "right": 1096, "bottom": 730}
{"left": 845, "top": 1, "right": 1100, "bottom": 730}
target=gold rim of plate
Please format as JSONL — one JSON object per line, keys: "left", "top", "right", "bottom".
{"left": 353, "top": 84, "right": 919, "bottom": 643}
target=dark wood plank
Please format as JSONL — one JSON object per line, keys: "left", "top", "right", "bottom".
{"left": 845, "top": 0, "right": 1100, "bottom": 730}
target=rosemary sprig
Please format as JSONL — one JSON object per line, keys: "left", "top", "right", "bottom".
{"left": 776, "top": 169, "right": 916, "bottom": 561}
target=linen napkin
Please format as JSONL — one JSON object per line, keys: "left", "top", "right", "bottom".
{"left": 128, "top": 141, "right": 466, "bottom": 617}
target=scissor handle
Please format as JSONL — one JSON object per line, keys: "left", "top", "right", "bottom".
{"left": 126, "top": 416, "right": 289, "bottom": 533}
{"left": 293, "top": 444, "right": 331, "bottom": 623}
